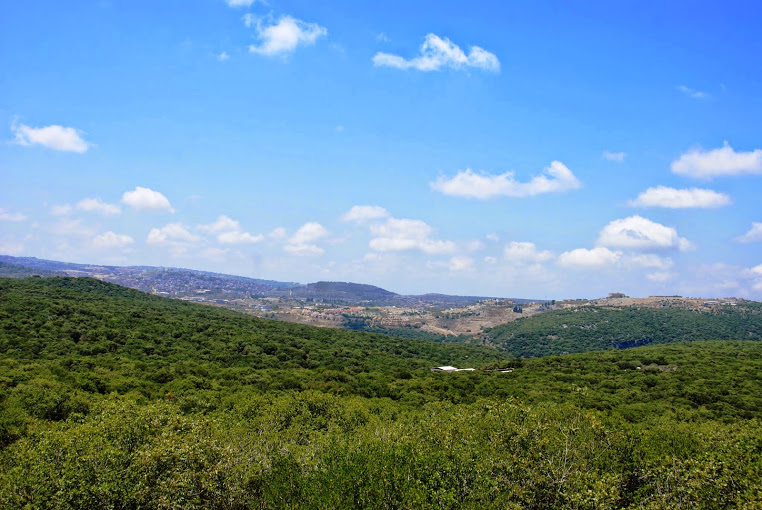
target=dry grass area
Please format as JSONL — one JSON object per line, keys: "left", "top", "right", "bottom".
{"left": 211, "top": 294, "right": 744, "bottom": 337}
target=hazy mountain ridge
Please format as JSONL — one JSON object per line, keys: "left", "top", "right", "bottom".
{"left": 0, "top": 255, "right": 526, "bottom": 306}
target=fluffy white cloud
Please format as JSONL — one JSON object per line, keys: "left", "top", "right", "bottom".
{"left": 628, "top": 186, "right": 731, "bottom": 209}
{"left": 447, "top": 256, "right": 474, "bottom": 271}
{"left": 200, "top": 247, "right": 229, "bottom": 261}
{"left": 268, "top": 227, "right": 287, "bottom": 239}
{"left": 504, "top": 241, "right": 552, "bottom": 262}
{"left": 0, "top": 207, "right": 26, "bottom": 222}
{"left": 646, "top": 272, "right": 674, "bottom": 283}
{"left": 289, "top": 222, "right": 328, "bottom": 245}
{"left": 217, "top": 231, "right": 264, "bottom": 244}
{"left": 597, "top": 216, "right": 693, "bottom": 252}
{"left": 735, "top": 222, "right": 762, "bottom": 243}
{"left": 558, "top": 247, "right": 620, "bottom": 268}
{"left": 146, "top": 223, "right": 200, "bottom": 245}
{"left": 484, "top": 256, "right": 498, "bottom": 264}
{"left": 198, "top": 215, "right": 264, "bottom": 244}
{"left": 248, "top": 15, "right": 326, "bottom": 56}
{"left": 12, "top": 123, "right": 90, "bottom": 153}
{"left": 602, "top": 151, "right": 626, "bottom": 162}
{"left": 198, "top": 215, "right": 240, "bottom": 234}
{"left": 431, "top": 161, "right": 581, "bottom": 199}
{"left": 677, "top": 85, "right": 709, "bottom": 99}
{"left": 671, "top": 142, "right": 762, "bottom": 179}
{"left": 76, "top": 198, "right": 121, "bottom": 216}
{"left": 285, "top": 222, "right": 328, "bottom": 256}
{"left": 52, "top": 219, "right": 96, "bottom": 238}
{"left": 284, "top": 243, "right": 324, "bottom": 256}
{"left": 225, "top": 0, "right": 259, "bottom": 7}
{"left": 121, "top": 187, "right": 174, "bottom": 213}
{"left": 373, "top": 34, "right": 499, "bottom": 72}
{"left": 627, "top": 254, "right": 673, "bottom": 270}
{"left": 217, "top": 51, "right": 229, "bottom": 61}
{"left": 50, "top": 204, "right": 73, "bottom": 216}
{"left": 369, "top": 218, "right": 455, "bottom": 254}
{"left": 0, "top": 241, "right": 24, "bottom": 255}
{"left": 430, "top": 256, "right": 475, "bottom": 272}
{"left": 341, "top": 205, "right": 390, "bottom": 223}
{"left": 92, "top": 231, "right": 134, "bottom": 249}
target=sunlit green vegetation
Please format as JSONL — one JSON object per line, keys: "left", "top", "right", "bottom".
{"left": 1, "top": 277, "right": 761, "bottom": 508}
{"left": 483, "top": 304, "right": 762, "bottom": 357}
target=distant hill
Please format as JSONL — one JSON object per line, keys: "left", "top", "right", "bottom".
{"left": 0, "top": 255, "right": 530, "bottom": 306}
{"left": 0, "top": 276, "right": 504, "bottom": 370}
{"left": 0, "top": 255, "right": 300, "bottom": 297}
{"left": 288, "top": 281, "right": 398, "bottom": 302}
{"left": 0, "top": 261, "right": 60, "bottom": 278}
{"left": 480, "top": 304, "right": 762, "bottom": 358}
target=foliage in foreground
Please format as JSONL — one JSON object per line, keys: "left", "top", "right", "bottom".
{"left": 1, "top": 276, "right": 762, "bottom": 507}
{"left": 2, "top": 393, "right": 761, "bottom": 509}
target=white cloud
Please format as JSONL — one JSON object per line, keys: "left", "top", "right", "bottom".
{"left": 285, "top": 222, "right": 328, "bottom": 256}
{"left": 248, "top": 15, "right": 327, "bottom": 57}
{"left": 602, "top": 151, "right": 626, "bottom": 162}
{"left": 429, "top": 256, "right": 474, "bottom": 272}
{"left": 373, "top": 33, "right": 499, "bottom": 72}
{"left": 597, "top": 216, "right": 693, "bottom": 252}
{"left": 284, "top": 243, "right": 324, "bottom": 256}
{"left": 647, "top": 272, "right": 674, "bottom": 283}
{"left": 12, "top": 123, "right": 90, "bottom": 153}
{"left": 677, "top": 85, "right": 709, "bottom": 99}
{"left": 627, "top": 253, "right": 673, "bottom": 270}
{"left": 225, "top": 0, "right": 259, "bottom": 6}
{"left": 0, "top": 241, "right": 24, "bottom": 255}
{"left": 146, "top": 223, "right": 200, "bottom": 245}
{"left": 486, "top": 233, "right": 500, "bottom": 242}
{"left": 447, "top": 256, "right": 474, "bottom": 271}
{"left": 750, "top": 264, "right": 762, "bottom": 276}
{"left": 50, "top": 204, "right": 73, "bottom": 216}
{"left": 268, "top": 227, "right": 287, "bottom": 239}
{"left": 341, "top": 205, "right": 390, "bottom": 223}
{"left": 76, "top": 198, "right": 121, "bottom": 216}
{"left": 671, "top": 142, "right": 762, "bottom": 179}
{"left": 200, "top": 247, "right": 229, "bottom": 261}
{"left": 369, "top": 218, "right": 455, "bottom": 254}
{"left": 217, "top": 231, "right": 264, "bottom": 244}
{"left": 217, "top": 51, "right": 229, "bottom": 61}
{"left": 52, "top": 218, "right": 96, "bottom": 238}
{"left": 121, "top": 187, "right": 174, "bottom": 213}
{"left": 504, "top": 241, "right": 552, "bottom": 262}
{"left": 735, "top": 222, "right": 762, "bottom": 243}
{"left": 289, "top": 222, "right": 328, "bottom": 245}
{"left": 431, "top": 161, "right": 581, "bottom": 199}
{"left": 484, "top": 256, "right": 498, "bottom": 264}
{"left": 0, "top": 207, "right": 26, "bottom": 222}
{"left": 198, "top": 215, "right": 241, "bottom": 234}
{"left": 628, "top": 186, "right": 731, "bottom": 209}
{"left": 92, "top": 231, "right": 134, "bottom": 249}
{"left": 558, "top": 247, "right": 620, "bottom": 268}
{"left": 198, "top": 215, "right": 263, "bottom": 244}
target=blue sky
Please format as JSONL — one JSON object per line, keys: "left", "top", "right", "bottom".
{"left": 2, "top": 0, "right": 762, "bottom": 298}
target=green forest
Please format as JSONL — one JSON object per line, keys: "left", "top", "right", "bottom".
{"left": 1, "top": 277, "right": 761, "bottom": 508}
{"left": 482, "top": 303, "right": 762, "bottom": 357}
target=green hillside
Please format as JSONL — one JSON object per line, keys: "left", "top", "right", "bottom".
{"left": 482, "top": 303, "right": 762, "bottom": 357}
{"left": 1, "top": 277, "right": 761, "bottom": 508}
